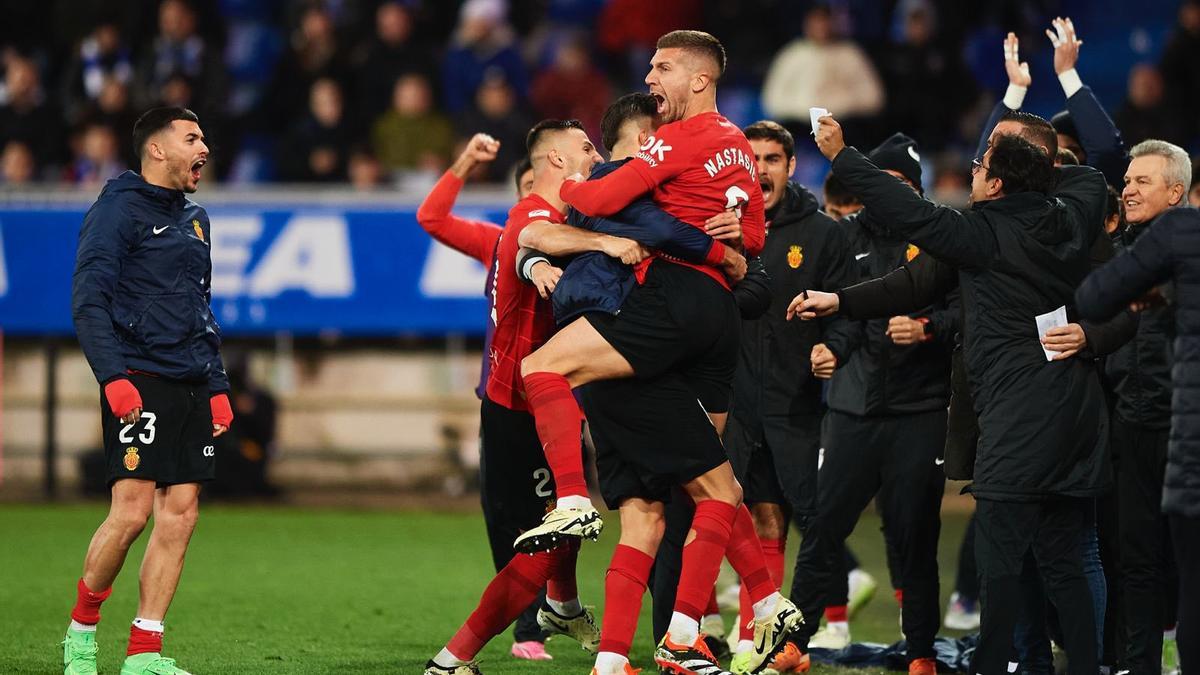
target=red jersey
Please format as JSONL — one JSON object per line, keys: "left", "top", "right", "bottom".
{"left": 484, "top": 194, "right": 561, "bottom": 411}
{"left": 559, "top": 111, "right": 766, "bottom": 288}
{"left": 416, "top": 170, "right": 503, "bottom": 267}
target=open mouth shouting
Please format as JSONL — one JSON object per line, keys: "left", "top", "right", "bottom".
{"left": 190, "top": 157, "right": 206, "bottom": 184}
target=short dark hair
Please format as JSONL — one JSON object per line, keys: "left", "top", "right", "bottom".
{"left": 986, "top": 134, "right": 1055, "bottom": 196}
{"left": 1056, "top": 147, "right": 1079, "bottom": 166}
{"left": 998, "top": 110, "right": 1058, "bottom": 158}
{"left": 823, "top": 172, "right": 860, "bottom": 207}
{"left": 656, "top": 30, "right": 726, "bottom": 79}
{"left": 600, "top": 94, "right": 656, "bottom": 153}
{"left": 512, "top": 155, "right": 532, "bottom": 193}
{"left": 526, "top": 118, "right": 585, "bottom": 156}
{"left": 1104, "top": 184, "right": 1123, "bottom": 224}
{"left": 743, "top": 120, "right": 795, "bottom": 160}
{"left": 132, "top": 106, "right": 199, "bottom": 161}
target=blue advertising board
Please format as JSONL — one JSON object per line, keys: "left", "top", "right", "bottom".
{"left": 0, "top": 203, "right": 512, "bottom": 336}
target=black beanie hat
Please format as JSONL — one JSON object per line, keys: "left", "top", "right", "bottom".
{"left": 868, "top": 133, "right": 922, "bottom": 192}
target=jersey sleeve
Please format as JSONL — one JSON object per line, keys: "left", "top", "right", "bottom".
{"left": 559, "top": 123, "right": 693, "bottom": 217}
{"left": 417, "top": 171, "right": 504, "bottom": 266}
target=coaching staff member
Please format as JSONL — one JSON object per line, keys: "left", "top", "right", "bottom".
{"left": 62, "top": 107, "right": 232, "bottom": 675}
{"left": 809, "top": 113, "right": 1108, "bottom": 675}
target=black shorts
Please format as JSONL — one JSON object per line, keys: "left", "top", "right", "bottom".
{"left": 101, "top": 374, "right": 214, "bottom": 487}
{"left": 580, "top": 373, "right": 728, "bottom": 510}
{"left": 479, "top": 396, "right": 558, "bottom": 535}
{"left": 585, "top": 261, "right": 739, "bottom": 413}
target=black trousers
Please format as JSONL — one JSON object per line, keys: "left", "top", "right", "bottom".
{"left": 1169, "top": 514, "right": 1199, "bottom": 674}
{"left": 1114, "top": 417, "right": 1176, "bottom": 675}
{"left": 650, "top": 488, "right": 693, "bottom": 644}
{"left": 478, "top": 398, "right": 549, "bottom": 643}
{"left": 790, "top": 408, "right": 945, "bottom": 659}
{"left": 954, "top": 512, "right": 980, "bottom": 600}
{"left": 972, "top": 497, "right": 1097, "bottom": 675}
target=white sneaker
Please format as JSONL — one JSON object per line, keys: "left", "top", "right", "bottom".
{"left": 424, "top": 660, "right": 483, "bottom": 674}
{"left": 943, "top": 591, "right": 981, "bottom": 631}
{"left": 537, "top": 605, "right": 600, "bottom": 653}
{"left": 513, "top": 506, "right": 603, "bottom": 553}
{"left": 809, "top": 621, "right": 851, "bottom": 650}
{"left": 740, "top": 596, "right": 804, "bottom": 674}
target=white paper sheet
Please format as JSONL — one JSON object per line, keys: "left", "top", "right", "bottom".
{"left": 809, "top": 107, "right": 829, "bottom": 136}
{"left": 1035, "top": 305, "right": 1068, "bottom": 361}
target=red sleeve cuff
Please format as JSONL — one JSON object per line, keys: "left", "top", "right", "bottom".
{"left": 705, "top": 240, "right": 727, "bottom": 266}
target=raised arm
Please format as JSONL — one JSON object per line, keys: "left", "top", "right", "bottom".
{"left": 976, "top": 32, "right": 1032, "bottom": 160}
{"left": 415, "top": 134, "right": 505, "bottom": 265}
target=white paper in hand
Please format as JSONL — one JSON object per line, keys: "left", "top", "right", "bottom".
{"left": 809, "top": 107, "right": 829, "bottom": 136}
{"left": 1035, "top": 305, "right": 1068, "bottom": 361}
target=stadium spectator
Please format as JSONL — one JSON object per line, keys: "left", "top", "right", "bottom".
{"left": 371, "top": 73, "right": 454, "bottom": 176}
{"left": 278, "top": 78, "right": 354, "bottom": 182}
{"left": 441, "top": 0, "right": 529, "bottom": 115}
{"left": 266, "top": 3, "right": 350, "bottom": 130}
{"left": 65, "top": 123, "right": 125, "bottom": 186}
{"left": 352, "top": 1, "right": 436, "bottom": 121}
{"left": 453, "top": 71, "right": 531, "bottom": 184}
{"left": 133, "top": 0, "right": 225, "bottom": 112}
{"left": 347, "top": 145, "right": 384, "bottom": 191}
{"left": 0, "top": 55, "right": 63, "bottom": 167}
{"left": 1159, "top": 0, "right": 1200, "bottom": 144}
{"left": 59, "top": 21, "right": 134, "bottom": 127}
{"left": 82, "top": 79, "right": 139, "bottom": 166}
{"left": 0, "top": 139, "right": 35, "bottom": 184}
{"left": 530, "top": 38, "right": 611, "bottom": 142}
{"left": 878, "top": 4, "right": 978, "bottom": 150}
{"left": 761, "top": 5, "right": 884, "bottom": 136}
{"left": 822, "top": 172, "right": 863, "bottom": 219}
{"left": 1114, "top": 64, "right": 1190, "bottom": 148}
{"left": 595, "top": 0, "right": 703, "bottom": 89}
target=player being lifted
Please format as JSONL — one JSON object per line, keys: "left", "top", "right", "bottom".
{"left": 512, "top": 30, "right": 803, "bottom": 675}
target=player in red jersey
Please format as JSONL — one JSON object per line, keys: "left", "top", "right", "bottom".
{"left": 424, "top": 119, "right": 650, "bottom": 675}
{"left": 511, "top": 31, "right": 802, "bottom": 675}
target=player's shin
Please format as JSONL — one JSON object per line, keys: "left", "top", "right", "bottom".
{"left": 522, "top": 371, "right": 589, "bottom": 505}
{"left": 596, "top": 545, "right": 653, "bottom": 670}
{"left": 669, "top": 500, "right": 736, "bottom": 645}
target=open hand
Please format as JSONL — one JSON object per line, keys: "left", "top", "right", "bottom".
{"left": 1046, "top": 17, "right": 1083, "bottom": 75}
{"left": 705, "top": 209, "right": 743, "bottom": 246}
{"left": 1004, "top": 32, "right": 1032, "bottom": 88}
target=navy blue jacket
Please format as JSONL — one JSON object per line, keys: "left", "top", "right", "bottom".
{"left": 550, "top": 159, "right": 719, "bottom": 324}
{"left": 976, "top": 86, "right": 1127, "bottom": 187}
{"left": 1076, "top": 207, "right": 1200, "bottom": 517}
{"left": 72, "top": 171, "right": 229, "bottom": 392}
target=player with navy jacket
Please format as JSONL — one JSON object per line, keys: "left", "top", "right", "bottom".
{"left": 63, "top": 107, "right": 232, "bottom": 675}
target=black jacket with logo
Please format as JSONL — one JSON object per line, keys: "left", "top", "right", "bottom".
{"left": 729, "top": 182, "right": 857, "bottom": 426}
{"left": 826, "top": 210, "right": 958, "bottom": 416}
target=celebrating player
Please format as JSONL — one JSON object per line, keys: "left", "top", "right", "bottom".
{"left": 64, "top": 107, "right": 233, "bottom": 675}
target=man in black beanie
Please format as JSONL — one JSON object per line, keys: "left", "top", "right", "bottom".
{"left": 787, "top": 132, "right": 957, "bottom": 675}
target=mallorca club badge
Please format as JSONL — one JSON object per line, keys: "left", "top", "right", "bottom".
{"left": 906, "top": 244, "right": 920, "bottom": 262}
{"left": 787, "top": 245, "right": 804, "bottom": 269}
{"left": 192, "top": 219, "right": 204, "bottom": 241}
{"left": 124, "top": 447, "right": 140, "bottom": 471}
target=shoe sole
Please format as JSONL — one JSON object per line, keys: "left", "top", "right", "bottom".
{"left": 513, "top": 523, "right": 602, "bottom": 554}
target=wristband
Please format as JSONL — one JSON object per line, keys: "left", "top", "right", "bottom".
{"left": 1003, "top": 84, "right": 1027, "bottom": 110}
{"left": 705, "top": 240, "right": 727, "bottom": 266}
{"left": 917, "top": 316, "right": 933, "bottom": 342}
{"left": 520, "top": 254, "right": 552, "bottom": 282}
{"left": 210, "top": 393, "right": 234, "bottom": 428}
{"left": 103, "top": 378, "right": 142, "bottom": 418}
{"left": 1058, "top": 68, "right": 1084, "bottom": 98}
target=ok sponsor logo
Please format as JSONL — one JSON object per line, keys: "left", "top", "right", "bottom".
{"left": 638, "top": 135, "right": 672, "bottom": 165}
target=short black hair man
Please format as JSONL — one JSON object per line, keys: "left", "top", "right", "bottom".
{"left": 64, "top": 106, "right": 233, "bottom": 675}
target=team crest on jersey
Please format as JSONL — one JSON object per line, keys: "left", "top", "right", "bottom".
{"left": 787, "top": 245, "right": 804, "bottom": 269}
{"left": 192, "top": 219, "right": 204, "bottom": 241}
{"left": 124, "top": 447, "right": 140, "bottom": 471}
{"left": 906, "top": 244, "right": 920, "bottom": 262}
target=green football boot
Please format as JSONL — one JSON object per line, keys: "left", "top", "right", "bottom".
{"left": 120, "top": 653, "right": 193, "bottom": 675}
{"left": 62, "top": 627, "right": 99, "bottom": 675}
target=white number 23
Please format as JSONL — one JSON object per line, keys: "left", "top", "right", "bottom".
{"left": 118, "top": 412, "right": 157, "bottom": 445}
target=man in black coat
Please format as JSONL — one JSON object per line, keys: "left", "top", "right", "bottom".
{"left": 808, "top": 113, "right": 1108, "bottom": 675}
{"left": 720, "top": 119, "right": 857, "bottom": 668}
{"left": 1076, "top": 141, "right": 1196, "bottom": 675}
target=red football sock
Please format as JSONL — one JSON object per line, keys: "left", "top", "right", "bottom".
{"left": 725, "top": 504, "right": 775, "bottom": 606}
{"left": 704, "top": 587, "right": 720, "bottom": 617}
{"left": 825, "top": 605, "right": 849, "bottom": 623}
{"left": 895, "top": 589, "right": 904, "bottom": 607}
{"left": 739, "top": 582, "right": 754, "bottom": 640}
{"left": 70, "top": 578, "right": 112, "bottom": 625}
{"left": 447, "top": 547, "right": 563, "bottom": 659}
{"left": 127, "top": 625, "right": 162, "bottom": 656}
{"left": 737, "top": 535, "right": 787, "bottom": 640}
{"left": 599, "top": 544, "right": 654, "bottom": 656}
{"left": 546, "top": 538, "right": 580, "bottom": 603}
{"left": 674, "top": 500, "right": 736, "bottom": 619}
{"left": 523, "top": 372, "right": 588, "bottom": 498}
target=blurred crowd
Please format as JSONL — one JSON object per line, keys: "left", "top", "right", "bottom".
{"left": 1, "top": 0, "right": 1198, "bottom": 190}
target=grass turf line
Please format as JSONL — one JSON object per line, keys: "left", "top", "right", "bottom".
{"left": 1, "top": 504, "right": 970, "bottom": 674}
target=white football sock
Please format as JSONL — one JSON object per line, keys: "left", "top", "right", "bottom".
{"left": 546, "top": 596, "right": 582, "bottom": 617}
{"left": 132, "top": 618, "right": 164, "bottom": 633}
{"left": 736, "top": 639, "right": 754, "bottom": 654}
{"left": 433, "top": 648, "right": 467, "bottom": 668}
{"left": 752, "top": 591, "right": 784, "bottom": 621}
{"left": 593, "top": 651, "right": 630, "bottom": 674}
{"left": 667, "top": 612, "right": 699, "bottom": 646}
{"left": 69, "top": 620, "right": 97, "bottom": 633}
{"left": 557, "top": 495, "right": 592, "bottom": 510}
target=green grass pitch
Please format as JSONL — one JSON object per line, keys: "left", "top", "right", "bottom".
{"left": 0, "top": 503, "right": 971, "bottom": 673}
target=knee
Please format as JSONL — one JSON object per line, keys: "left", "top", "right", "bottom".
{"left": 109, "top": 511, "right": 150, "bottom": 544}
{"left": 157, "top": 503, "right": 200, "bottom": 536}
{"left": 620, "top": 513, "right": 665, "bottom": 554}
